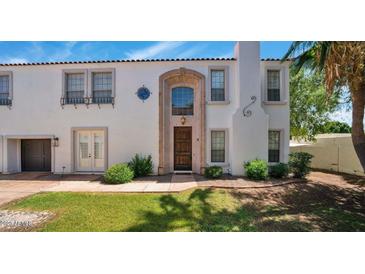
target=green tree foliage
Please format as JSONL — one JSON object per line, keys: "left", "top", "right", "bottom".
{"left": 290, "top": 69, "right": 341, "bottom": 141}
{"left": 321, "top": 121, "right": 352, "bottom": 134}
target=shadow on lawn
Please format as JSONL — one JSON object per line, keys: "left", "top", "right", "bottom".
{"left": 233, "top": 181, "right": 365, "bottom": 232}
{"left": 125, "top": 181, "right": 365, "bottom": 232}
{"left": 125, "top": 188, "right": 256, "bottom": 232}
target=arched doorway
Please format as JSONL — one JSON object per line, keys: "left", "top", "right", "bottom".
{"left": 158, "top": 68, "right": 206, "bottom": 174}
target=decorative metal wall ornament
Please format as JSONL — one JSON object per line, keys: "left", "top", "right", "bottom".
{"left": 242, "top": 96, "right": 257, "bottom": 117}
{"left": 136, "top": 86, "right": 151, "bottom": 102}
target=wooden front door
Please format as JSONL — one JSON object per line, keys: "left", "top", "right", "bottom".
{"left": 21, "top": 139, "right": 51, "bottom": 171}
{"left": 174, "top": 127, "right": 192, "bottom": 171}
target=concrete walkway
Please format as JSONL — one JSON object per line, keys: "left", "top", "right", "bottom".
{"left": 44, "top": 174, "right": 198, "bottom": 193}
{"left": 0, "top": 172, "right": 304, "bottom": 207}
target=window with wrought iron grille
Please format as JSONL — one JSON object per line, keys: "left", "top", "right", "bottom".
{"left": 0, "top": 75, "right": 10, "bottom": 105}
{"left": 211, "top": 131, "right": 225, "bottom": 162}
{"left": 65, "top": 73, "right": 85, "bottom": 104}
{"left": 211, "top": 70, "right": 225, "bottom": 101}
{"left": 267, "top": 70, "right": 280, "bottom": 101}
{"left": 92, "top": 72, "right": 113, "bottom": 104}
{"left": 268, "top": 130, "right": 280, "bottom": 162}
{"left": 172, "top": 87, "right": 194, "bottom": 115}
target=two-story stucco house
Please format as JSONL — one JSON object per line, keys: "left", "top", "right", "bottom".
{"left": 0, "top": 42, "right": 290, "bottom": 175}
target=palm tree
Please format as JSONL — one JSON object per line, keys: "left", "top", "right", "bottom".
{"left": 283, "top": 42, "right": 365, "bottom": 170}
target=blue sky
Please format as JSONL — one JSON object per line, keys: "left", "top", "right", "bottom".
{"left": 0, "top": 41, "right": 292, "bottom": 63}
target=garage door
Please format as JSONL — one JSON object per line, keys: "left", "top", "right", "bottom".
{"left": 21, "top": 139, "right": 51, "bottom": 171}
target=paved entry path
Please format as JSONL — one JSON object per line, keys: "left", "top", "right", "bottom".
{"left": 43, "top": 174, "right": 198, "bottom": 193}
{"left": 0, "top": 173, "right": 198, "bottom": 206}
{"left": 0, "top": 172, "right": 307, "bottom": 206}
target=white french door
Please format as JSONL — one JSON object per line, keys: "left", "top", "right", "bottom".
{"left": 76, "top": 130, "right": 105, "bottom": 172}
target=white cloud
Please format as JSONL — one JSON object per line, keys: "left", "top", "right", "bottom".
{"left": 47, "top": 41, "right": 77, "bottom": 61}
{"left": 217, "top": 50, "right": 233, "bottom": 59}
{"left": 0, "top": 57, "right": 29, "bottom": 64}
{"left": 175, "top": 44, "right": 207, "bottom": 58}
{"left": 125, "top": 42, "right": 185, "bottom": 59}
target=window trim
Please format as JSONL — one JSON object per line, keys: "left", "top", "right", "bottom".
{"left": 207, "top": 66, "right": 229, "bottom": 104}
{"left": 88, "top": 68, "right": 116, "bottom": 104}
{"left": 263, "top": 66, "right": 287, "bottom": 104}
{"left": 208, "top": 128, "right": 229, "bottom": 166}
{"left": 62, "top": 69, "right": 88, "bottom": 105}
{"left": 0, "top": 71, "right": 13, "bottom": 106}
{"left": 268, "top": 129, "right": 284, "bottom": 163}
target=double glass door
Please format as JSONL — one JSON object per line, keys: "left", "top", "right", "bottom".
{"left": 76, "top": 130, "right": 105, "bottom": 172}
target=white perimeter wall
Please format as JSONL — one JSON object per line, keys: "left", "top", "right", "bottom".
{"left": 291, "top": 134, "right": 365, "bottom": 176}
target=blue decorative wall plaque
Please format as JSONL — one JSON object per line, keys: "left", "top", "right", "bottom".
{"left": 136, "top": 86, "right": 151, "bottom": 102}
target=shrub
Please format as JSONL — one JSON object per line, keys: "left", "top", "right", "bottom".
{"left": 128, "top": 154, "right": 153, "bottom": 177}
{"left": 204, "top": 166, "right": 223, "bottom": 179}
{"left": 104, "top": 163, "right": 134, "bottom": 184}
{"left": 244, "top": 159, "right": 268, "bottom": 180}
{"left": 269, "top": 163, "right": 289, "bottom": 179}
{"left": 288, "top": 152, "right": 313, "bottom": 178}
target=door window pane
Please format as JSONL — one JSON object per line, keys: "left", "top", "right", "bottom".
{"left": 172, "top": 87, "right": 194, "bottom": 115}
{"left": 79, "top": 134, "right": 89, "bottom": 159}
{"left": 211, "top": 131, "right": 225, "bottom": 162}
{"left": 93, "top": 134, "right": 104, "bottom": 160}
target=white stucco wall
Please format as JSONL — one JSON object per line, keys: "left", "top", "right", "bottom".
{"left": 291, "top": 134, "right": 365, "bottom": 176}
{"left": 0, "top": 42, "right": 290, "bottom": 175}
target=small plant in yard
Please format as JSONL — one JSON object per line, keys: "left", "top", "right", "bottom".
{"left": 244, "top": 159, "right": 268, "bottom": 180}
{"left": 288, "top": 152, "right": 313, "bottom": 178}
{"left": 128, "top": 154, "right": 153, "bottom": 177}
{"left": 269, "top": 163, "right": 289, "bottom": 179}
{"left": 204, "top": 166, "right": 223, "bottom": 179}
{"left": 104, "top": 163, "right": 134, "bottom": 184}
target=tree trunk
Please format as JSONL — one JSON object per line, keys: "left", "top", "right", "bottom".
{"left": 351, "top": 85, "right": 365, "bottom": 171}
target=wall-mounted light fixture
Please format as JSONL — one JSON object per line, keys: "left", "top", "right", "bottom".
{"left": 53, "top": 137, "right": 59, "bottom": 147}
{"left": 181, "top": 116, "right": 186, "bottom": 125}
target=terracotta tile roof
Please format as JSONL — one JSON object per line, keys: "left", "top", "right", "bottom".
{"left": 0, "top": 58, "right": 236, "bottom": 67}
{"left": 0, "top": 57, "right": 291, "bottom": 67}
{"left": 261, "top": 58, "right": 292, "bottom": 61}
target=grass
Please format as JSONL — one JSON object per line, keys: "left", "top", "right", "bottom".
{"left": 4, "top": 181, "right": 365, "bottom": 232}
{"left": 4, "top": 189, "right": 256, "bottom": 232}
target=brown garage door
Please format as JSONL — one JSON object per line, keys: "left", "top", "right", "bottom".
{"left": 21, "top": 139, "right": 51, "bottom": 172}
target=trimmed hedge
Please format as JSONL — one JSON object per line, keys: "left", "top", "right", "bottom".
{"left": 204, "top": 166, "right": 223, "bottom": 179}
{"left": 244, "top": 159, "right": 268, "bottom": 180}
{"left": 104, "top": 163, "right": 134, "bottom": 184}
{"left": 269, "top": 163, "right": 289, "bottom": 179}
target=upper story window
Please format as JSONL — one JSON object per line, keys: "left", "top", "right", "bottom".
{"left": 0, "top": 72, "right": 12, "bottom": 106}
{"left": 92, "top": 72, "right": 113, "bottom": 104}
{"left": 211, "top": 70, "right": 225, "bottom": 101}
{"left": 267, "top": 70, "right": 280, "bottom": 101}
{"left": 268, "top": 130, "right": 280, "bottom": 163}
{"left": 0, "top": 75, "right": 9, "bottom": 102}
{"left": 172, "top": 87, "right": 194, "bottom": 116}
{"left": 65, "top": 73, "right": 85, "bottom": 104}
{"left": 208, "top": 67, "right": 229, "bottom": 103}
{"left": 211, "top": 130, "right": 226, "bottom": 163}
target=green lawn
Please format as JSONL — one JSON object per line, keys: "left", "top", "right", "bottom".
{"left": 5, "top": 189, "right": 256, "bottom": 232}
{"left": 4, "top": 182, "right": 365, "bottom": 232}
